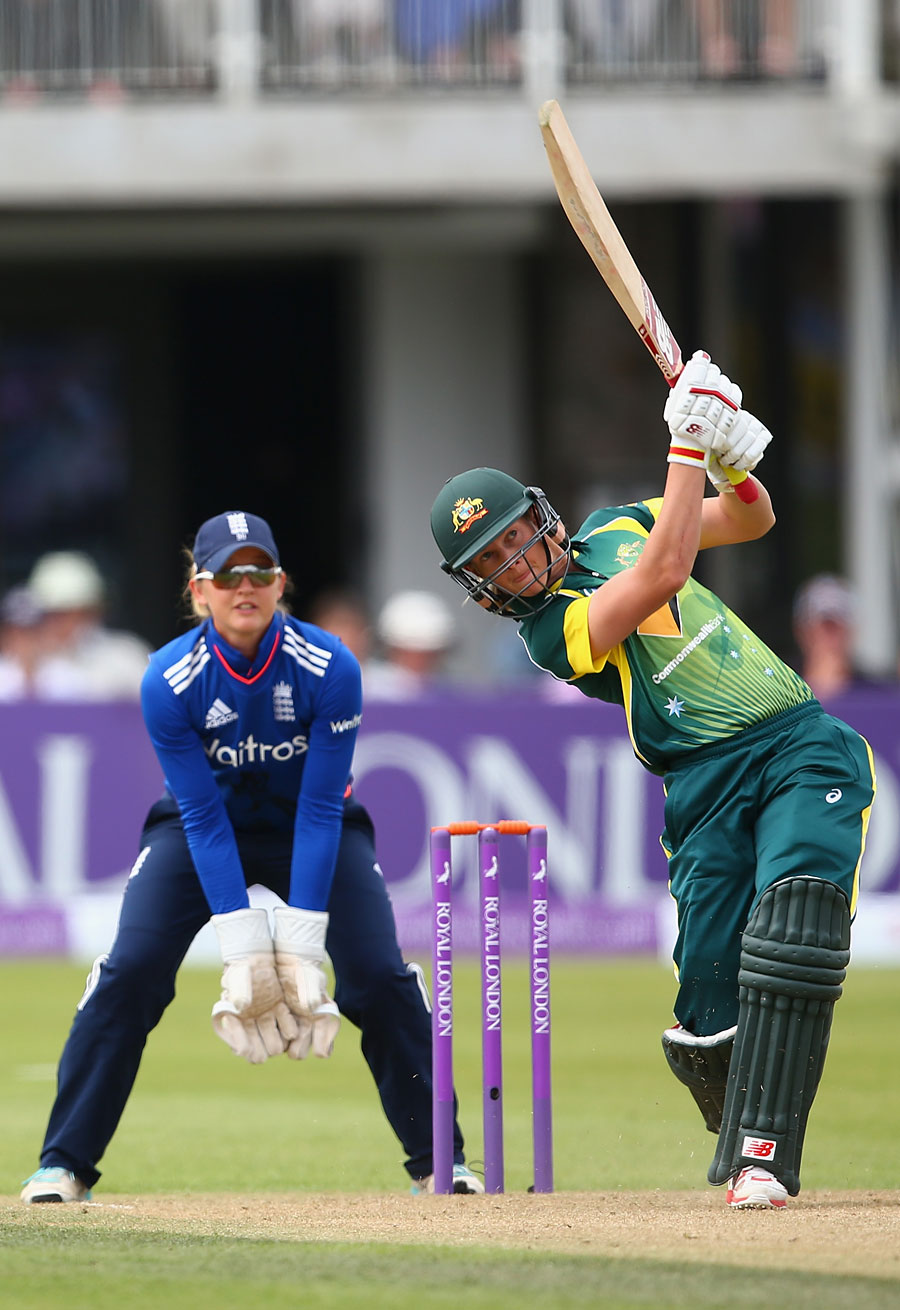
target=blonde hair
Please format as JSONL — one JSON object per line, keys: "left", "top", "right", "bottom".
{"left": 182, "top": 548, "right": 293, "bottom": 624}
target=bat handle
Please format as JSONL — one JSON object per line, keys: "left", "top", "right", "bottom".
{"left": 724, "top": 468, "right": 759, "bottom": 503}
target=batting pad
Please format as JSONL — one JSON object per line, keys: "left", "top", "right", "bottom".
{"left": 708, "top": 877, "right": 851, "bottom": 1195}
{"left": 662, "top": 1025, "right": 736, "bottom": 1134}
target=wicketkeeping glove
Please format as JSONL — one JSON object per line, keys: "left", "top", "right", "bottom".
{"left": 664, "top": 350, "right": 742, "bottom": 470}
{"left": 211, "top": 907, "right": 300, "bottom": 1064}
{"left": 273, "top": 907, "right": 341, "bottom": 1059}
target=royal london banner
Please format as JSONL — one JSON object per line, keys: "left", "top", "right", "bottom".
{"left": 0, "top": 689, "right": 898, "bottom": 958}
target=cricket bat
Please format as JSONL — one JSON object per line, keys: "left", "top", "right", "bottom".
{"left": 538, "top": 99, "right": 757, "bottom": 504}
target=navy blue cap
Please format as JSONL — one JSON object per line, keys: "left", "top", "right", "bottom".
{"left": 192, "top": 511, "right": 280, "bottom": 574}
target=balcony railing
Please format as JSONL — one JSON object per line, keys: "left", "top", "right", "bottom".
{"left": 0, "top": 1, "right": 890, "bottom": 101}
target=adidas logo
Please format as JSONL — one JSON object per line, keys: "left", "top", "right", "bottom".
{"left": 204, "top": 698, "right": 238, "bottom": 730}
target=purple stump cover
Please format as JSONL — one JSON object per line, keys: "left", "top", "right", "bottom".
{"left": 479, "top": 826, "right": 504, "bottom": 1193}
{"left": 430, "top": 828, "right": 454, "bottom": 1194}
{"left": 529, "top": 826, "right": 553, "bottom": 1192}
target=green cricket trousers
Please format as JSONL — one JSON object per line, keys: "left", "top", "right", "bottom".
{"left": 661, "top": 702, "right": 876, "bottom": 1035}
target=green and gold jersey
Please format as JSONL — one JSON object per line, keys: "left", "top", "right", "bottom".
{"left": 520, "top": 498, "right": 813, "bottom": 774}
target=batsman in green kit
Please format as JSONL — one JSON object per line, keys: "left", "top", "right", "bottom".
{"left": 430, "top": 351, "right": 876, "bottom": 1210}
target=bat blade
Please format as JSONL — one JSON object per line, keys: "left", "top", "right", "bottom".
{"left": 538, "top": 99, "right": 757, "bottom": 504}
{"left": 539, "top": 98, "right": 682, "bottom": 382}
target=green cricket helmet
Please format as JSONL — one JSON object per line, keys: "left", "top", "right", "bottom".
{"left": 429, "top": 467, "right": 568, "bottom": 616}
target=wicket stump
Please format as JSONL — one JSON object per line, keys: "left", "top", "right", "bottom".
{"left": 430, "top": 821, "right": 552, "bottom": 1195}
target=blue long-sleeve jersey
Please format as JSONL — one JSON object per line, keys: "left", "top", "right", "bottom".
{"left": 140, "top": 612, "right": 362, "bottom": 915}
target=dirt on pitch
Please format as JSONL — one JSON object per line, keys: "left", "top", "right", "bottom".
{"left": 5, "top": 1190, "right": 900, "bottom": 1278}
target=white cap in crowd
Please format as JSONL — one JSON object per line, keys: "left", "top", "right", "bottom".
{"left": 792, "top": 574, "right": 855, "bottom": 627}
{"left": 377, "top": 590, "right": 455, "bottom": 653}
{"left": 28, "top": 552, "right": 105, "bottom": 612}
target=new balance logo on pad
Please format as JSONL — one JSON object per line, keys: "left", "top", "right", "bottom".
{"left": 205, "top": 698, "right": 239, "bottom": 729}
{"left": 742, "top": 1135, "right": 777, "bottom": 1160}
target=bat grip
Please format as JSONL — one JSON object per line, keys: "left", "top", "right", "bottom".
{"left": 725, "top": 468, "right": 759, "bottom": 503}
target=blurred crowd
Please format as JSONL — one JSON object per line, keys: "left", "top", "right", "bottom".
{"left": 1, "top": 553, "right": 895, "bottom": 706}
{"left": 307, "top": 587, "right": 458, "bottom": 699}
{"left": 0, "top": 551, "right": 150, "bottom": 701}
{"left": 304, "top": 571, "right": 900, "bottom": 705}
{"left": 0, "top": 0, "right": 841, "bottom": 100}
{"left": 791, "top": 573, "right": 894, "bottom": 702}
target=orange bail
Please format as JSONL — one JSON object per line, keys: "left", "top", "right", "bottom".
{"left": 431, "top": 821, "right": 545, "bottom": 836}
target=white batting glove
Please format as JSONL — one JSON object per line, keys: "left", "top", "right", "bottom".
{"left": 716, "top": 407, "right": 772, "bottom": 472}
{"left": 272, "top": 907, "right": 341, "bottom": 1059}
{"left": 706, "top": 455, "right": 737, "bottom": 493}
{"left": 664, "top": 350, "right": 742, "bottom": 469}
{"left": 211, "top": 907, "right": 300, "bottom": 1065}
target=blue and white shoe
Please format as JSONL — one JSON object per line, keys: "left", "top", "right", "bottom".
{"left": 21, "top": 1167, "right": 92, "bottom": 1204}
{"left": 411, "top": 1163, "right": 485, "bottom": 1195}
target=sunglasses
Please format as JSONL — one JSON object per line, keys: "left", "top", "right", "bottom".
{"left": 194, "top": 564, "right": 283, "bottom": 590}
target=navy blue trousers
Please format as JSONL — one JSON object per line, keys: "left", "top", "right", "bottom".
{"left": 40, "top": 797, "right": 464, "bottom": 1186}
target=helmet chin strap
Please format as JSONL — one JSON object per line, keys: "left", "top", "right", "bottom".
{"left": 524, "top": 534, "right": 560, "bottom": 590}
{"left": 539, "top": 534, "right": 557, "bottom": 581}
{"left": 539, "top": 524, "right": 572, "bottom": 587}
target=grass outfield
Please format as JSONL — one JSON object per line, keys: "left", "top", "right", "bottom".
{"left": 2, "top": 957, "right": 899, "bottom": 1307}
{"left": 3, "top": 1223, "right": 900, "bottom": 1310}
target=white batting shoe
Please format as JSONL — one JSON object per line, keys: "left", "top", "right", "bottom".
{"left": 21, "top": 1167, "right": 92, "bottom": 1204}
{"left": 411, "top": 1164, "right": 485, "bottom": 1195}
{"left": 726, "top": 1167, "right": 788, "bottom": 1210}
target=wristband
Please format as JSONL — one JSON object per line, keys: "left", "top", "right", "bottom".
{"left": 668, "top": 441, "right": 709, "bottom": 469}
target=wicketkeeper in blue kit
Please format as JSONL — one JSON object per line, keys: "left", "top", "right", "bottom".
{"left": 21, "top": 510, "right": 483, "bottom": 1202}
